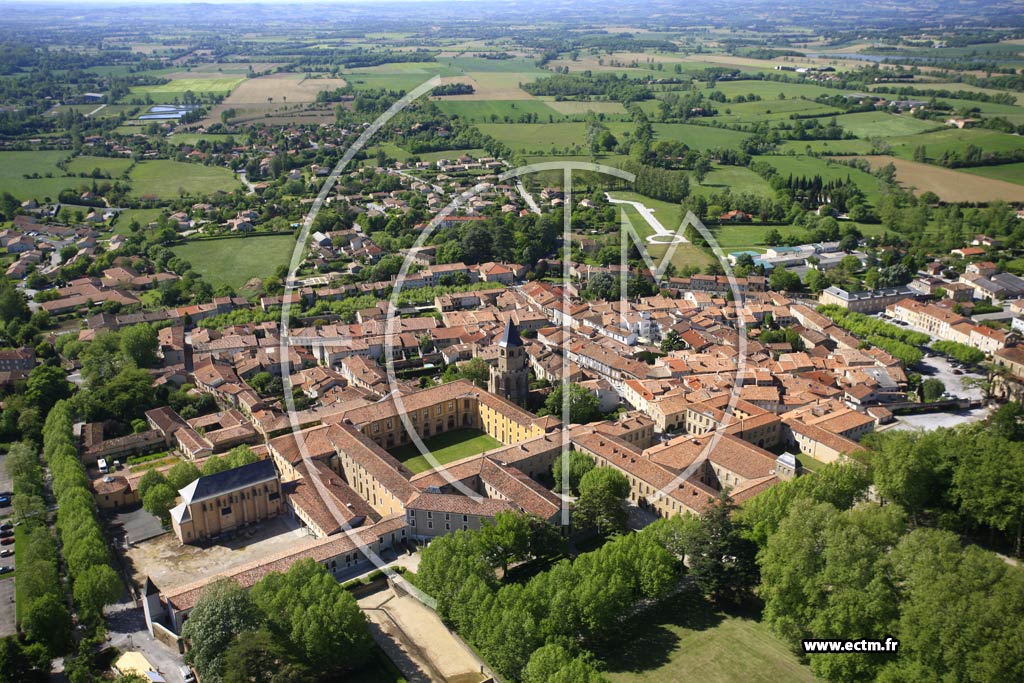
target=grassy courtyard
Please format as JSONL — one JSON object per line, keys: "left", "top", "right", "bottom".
{"left": 389, "top": 429, "right": 502, "bottom": 473}
{"left": 601, "top": 592, "right": 816, "bottom": 683}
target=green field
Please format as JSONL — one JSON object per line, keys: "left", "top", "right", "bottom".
{"left": 129, "top": 160, "right": 241, "bottom": 199}
{"left": 111, "top": 208, "right": 165, "bottom": 235}
{"left": 960, "top": 162, "right": 1024, "bottom": 186}
{"left": 652, "top": 123, "right": 751, "bottom": 151}
{"left": 715, "top": 98, "right": 843, "bottom": 124}
{"left": 388, "top": 429, "right": 503, "bottom": 473}
{"left": 694, "top": 164, "right": 774, "bottom": 197}
{"left": 829, "top": 111, "right": 940, "bottom": 138}
{"left": 0, "top": 150, "right": 73, "bottom": 201}
{"left": 477, "top": 121, "right": 635, "bottom": 153}
{"left": 760, "top": 155, "right": 883, "bottom": 203}
{"left": 602, "top": 592, "right": 817, "bottom": 683}
{"left": 608, "top": 191, "right": 714, "bottom": 271}
{"left": 885, "top": 127, "right": 1024, "bottom": 161}
{"left": 65, "top": 155, "right": 135, "bottom": 177}
{"left": 435, "top": 99, "right": 563, "bottom": 123}
{"left": 129, "top": 76, "right": 245, "bottom": 99}
{"left": 171, "top": 234, "right": 296, "bottom": 290}
{"left": 166, "top": 133, "right": 237, "bottom": 146}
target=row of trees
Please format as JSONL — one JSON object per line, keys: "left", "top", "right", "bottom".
{"left": 181, "top": 559, "right": 374, "bottom": 683}
{"left": 43, "top": 402, "right": 122, "bottom": 633}
{"left": 3, "top": 443, "right": 69, "bottom": 659}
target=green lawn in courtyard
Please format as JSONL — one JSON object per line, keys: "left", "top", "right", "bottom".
{"left": 601, "top": 592, "right": 817, "bottom": 683}
{"left": 389, "top": 429, "right": 503, "bottom": 473}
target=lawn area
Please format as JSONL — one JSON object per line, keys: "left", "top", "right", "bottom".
{"left": 12, "top": 524, "right": 28, "bottom": 621}
{"left": 388, "top": 429, "right": 502, "bottom": 474}
{"left": 65, "top": 155, "right": 135, "bottom": 178}
{"left": 0, "top": 150, "right": 73, "bottom": 201}
{"left": 171, "top": 234, "right": 296, "bottom": 290}
{"left": 477, "top": 122, "right": 634, "bottom": 153}
{"left": 129, "top": 159, "right": 241, "bottom": 200}
{"left": 601, "top": 592, "right": 816, "bottom": 683}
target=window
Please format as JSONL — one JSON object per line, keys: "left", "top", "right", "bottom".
{"left": 463, "top": 514, "right": 468, "bottom": 522}
{"left": 221, "top": 506, "right": 232, "bottom": 516}
{"left": 373, "top": 423, "right": 379, "bottom": 433}
{"left": 427, "top": 521, "right": 433, "bottom": 529}
{"left": 426, "top": 511, "right": 432, "bottom": 519}
{"left": 445, "top": 513, "right": 450, "bottom": 521}
{"left": 387, "top": 419, "right": 392, "bottom": 429}
{"left": 436, "top": 405, "right": 442, "bottom": 416}
{"left": 445, "top": 523, "right": 450, "bottom": 530}
{"left": 448, "top": 401, "right": 454, "bottom": 411}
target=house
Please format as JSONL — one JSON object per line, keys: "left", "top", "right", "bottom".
{"left": 719, "top": 210, "right": 752, "bottom": 223}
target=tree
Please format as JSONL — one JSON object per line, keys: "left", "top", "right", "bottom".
{"left": 443, "top": 356, "right": 489, "bottom": 388}
{"left": 523, "top": 644, "right": 609, "bottom": 683}
{"left": 552, "top": 450, "right": 595, "bottom": 496}
{"left": 136, "top": 469, "right": 166, "bottom": 501}
{"left": 659, "top": 329, "right": 685, "bottom": 352}
{"left": 21, "top": 594, "right": 71, "bottom": 656}
{"left": 477, "top": 511, "right": 533, "bottom": 576}
{"left": 143, "top": 483, "right": 178, "bottom": 521}
{"left": 120, "top": 324, "right": 159, "bottom": 368}
{"left": 24, "top": 365, "right": 72, "bottom": 413}
{"left": 573, "top": 467, "right": 630, "bottom": 535}
{"left": 73, "top": 564, "right": 122, "bottom": 623}
{"left": 166, "top": 461, "right": 200, "bottom": 491}
{"left": 182, "top": 579, "right": 264, "bottom": 683}
{"left": 953, "top": 435, "right": 1024, "bottom": 555}
{"left": 921, "top": 378, "right": 945, "bottom": 403}
{"left": 683, "top": 493, "right": 758, "bottom": 603}
{"left": 222, "top": 629, "right": 314, "bottom": 683}
{"left": 769, "top": 267, "right": 801, "bottom": 292}
{"left": 0, "top": 637, "right": 49, "bottom": 683}
{"left": 545, "top": 384, "right": 601, "bottom": 424}
{"left": 250, "top": 559, "right": 373, "bottom": 674}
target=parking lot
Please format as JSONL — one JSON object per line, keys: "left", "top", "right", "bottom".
{"left": 0, "top": 452, "right": 14, "bottom": 638}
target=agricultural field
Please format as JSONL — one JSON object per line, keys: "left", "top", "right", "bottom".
{"left": 544, "top": 100, "right": 628, "bottom": 116}
{"left": 171, "top": 234, "right": 296, "bottom": 290}
{"left": 477, "top": 121, "right": 633, "bottom": 153}
{"left": 64, "top": 155, "right": 135, "bottom": 177}
{"left": 960, "top": 162, "right": 1024, "bottom": 186}
{"left": 829, "top": 111, "right": 941, "bottom": 138}
{"left": 129, "top": 160, "right": 241, "bottom": 199}
{"left": 0, "top": 150, "right": 73, "bottom": 201}
{"left": 128, "top": 76, "right": 245, "bottom": 102}
{"left": 204, "top": 73, "right": 348, "bottom": 125}
{"left": 693, "top": 164, "right": 774, "bottom": 198}
{"left": 652, "top": 123, "right": 751, "bottom": 151}
{"left": 853, "top": 156, "right": 1024, "bottom": 203}
{"left": 434, "top": 99, "right": 563, "bottom": 123}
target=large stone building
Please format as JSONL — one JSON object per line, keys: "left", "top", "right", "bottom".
{"left": 170, "top": 459, "right": 283, "bottom": 544}
{"left": 489, "top": 320, "right": 529, "bottom": 405}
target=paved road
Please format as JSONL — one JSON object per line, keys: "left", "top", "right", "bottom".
{"left": 605, "top": 193, "right": 688, "bottom": 244}
{"left": 0, "top": 579, "right": 14, "bottom": 638}
{"left": 516, "top": 181, "right": 541, "bottom": 215}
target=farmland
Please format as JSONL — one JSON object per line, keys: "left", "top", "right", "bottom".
{"left": 171, "top": 234, "right": 296, "bottom": 290}
{"left": 853, "top": 156, "right": 1024, "bottom": 203}
{"left": 0, "top": 150, "right": 73, "bottom": 201}
{"left": 129, "top": 160, "right": 241, "bottom": 199}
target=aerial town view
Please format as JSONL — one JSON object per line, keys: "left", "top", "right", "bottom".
{"left": 0, "top": 0, "right": 1023, "bottom": 681}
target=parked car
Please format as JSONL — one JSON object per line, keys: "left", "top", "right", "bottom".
{"left": 0, "top": 523, "right": 12, "bottom": 531}
{"left": 0, "top": 566, "right": 11, "bottom": 575}
{"left": 0, "top": 496, "right": 10, "bottom": 508}
{"left": 0, "top": 549, "right": 12, "bottom": 558}
{"left": 0, "top": 530, "right": 13, "bottom": 539}
{"left": 953, "top": 369, "right": 964, "bottom": 375}
{"left": 0, "top": 538, "right": 14, "bottom": 546}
